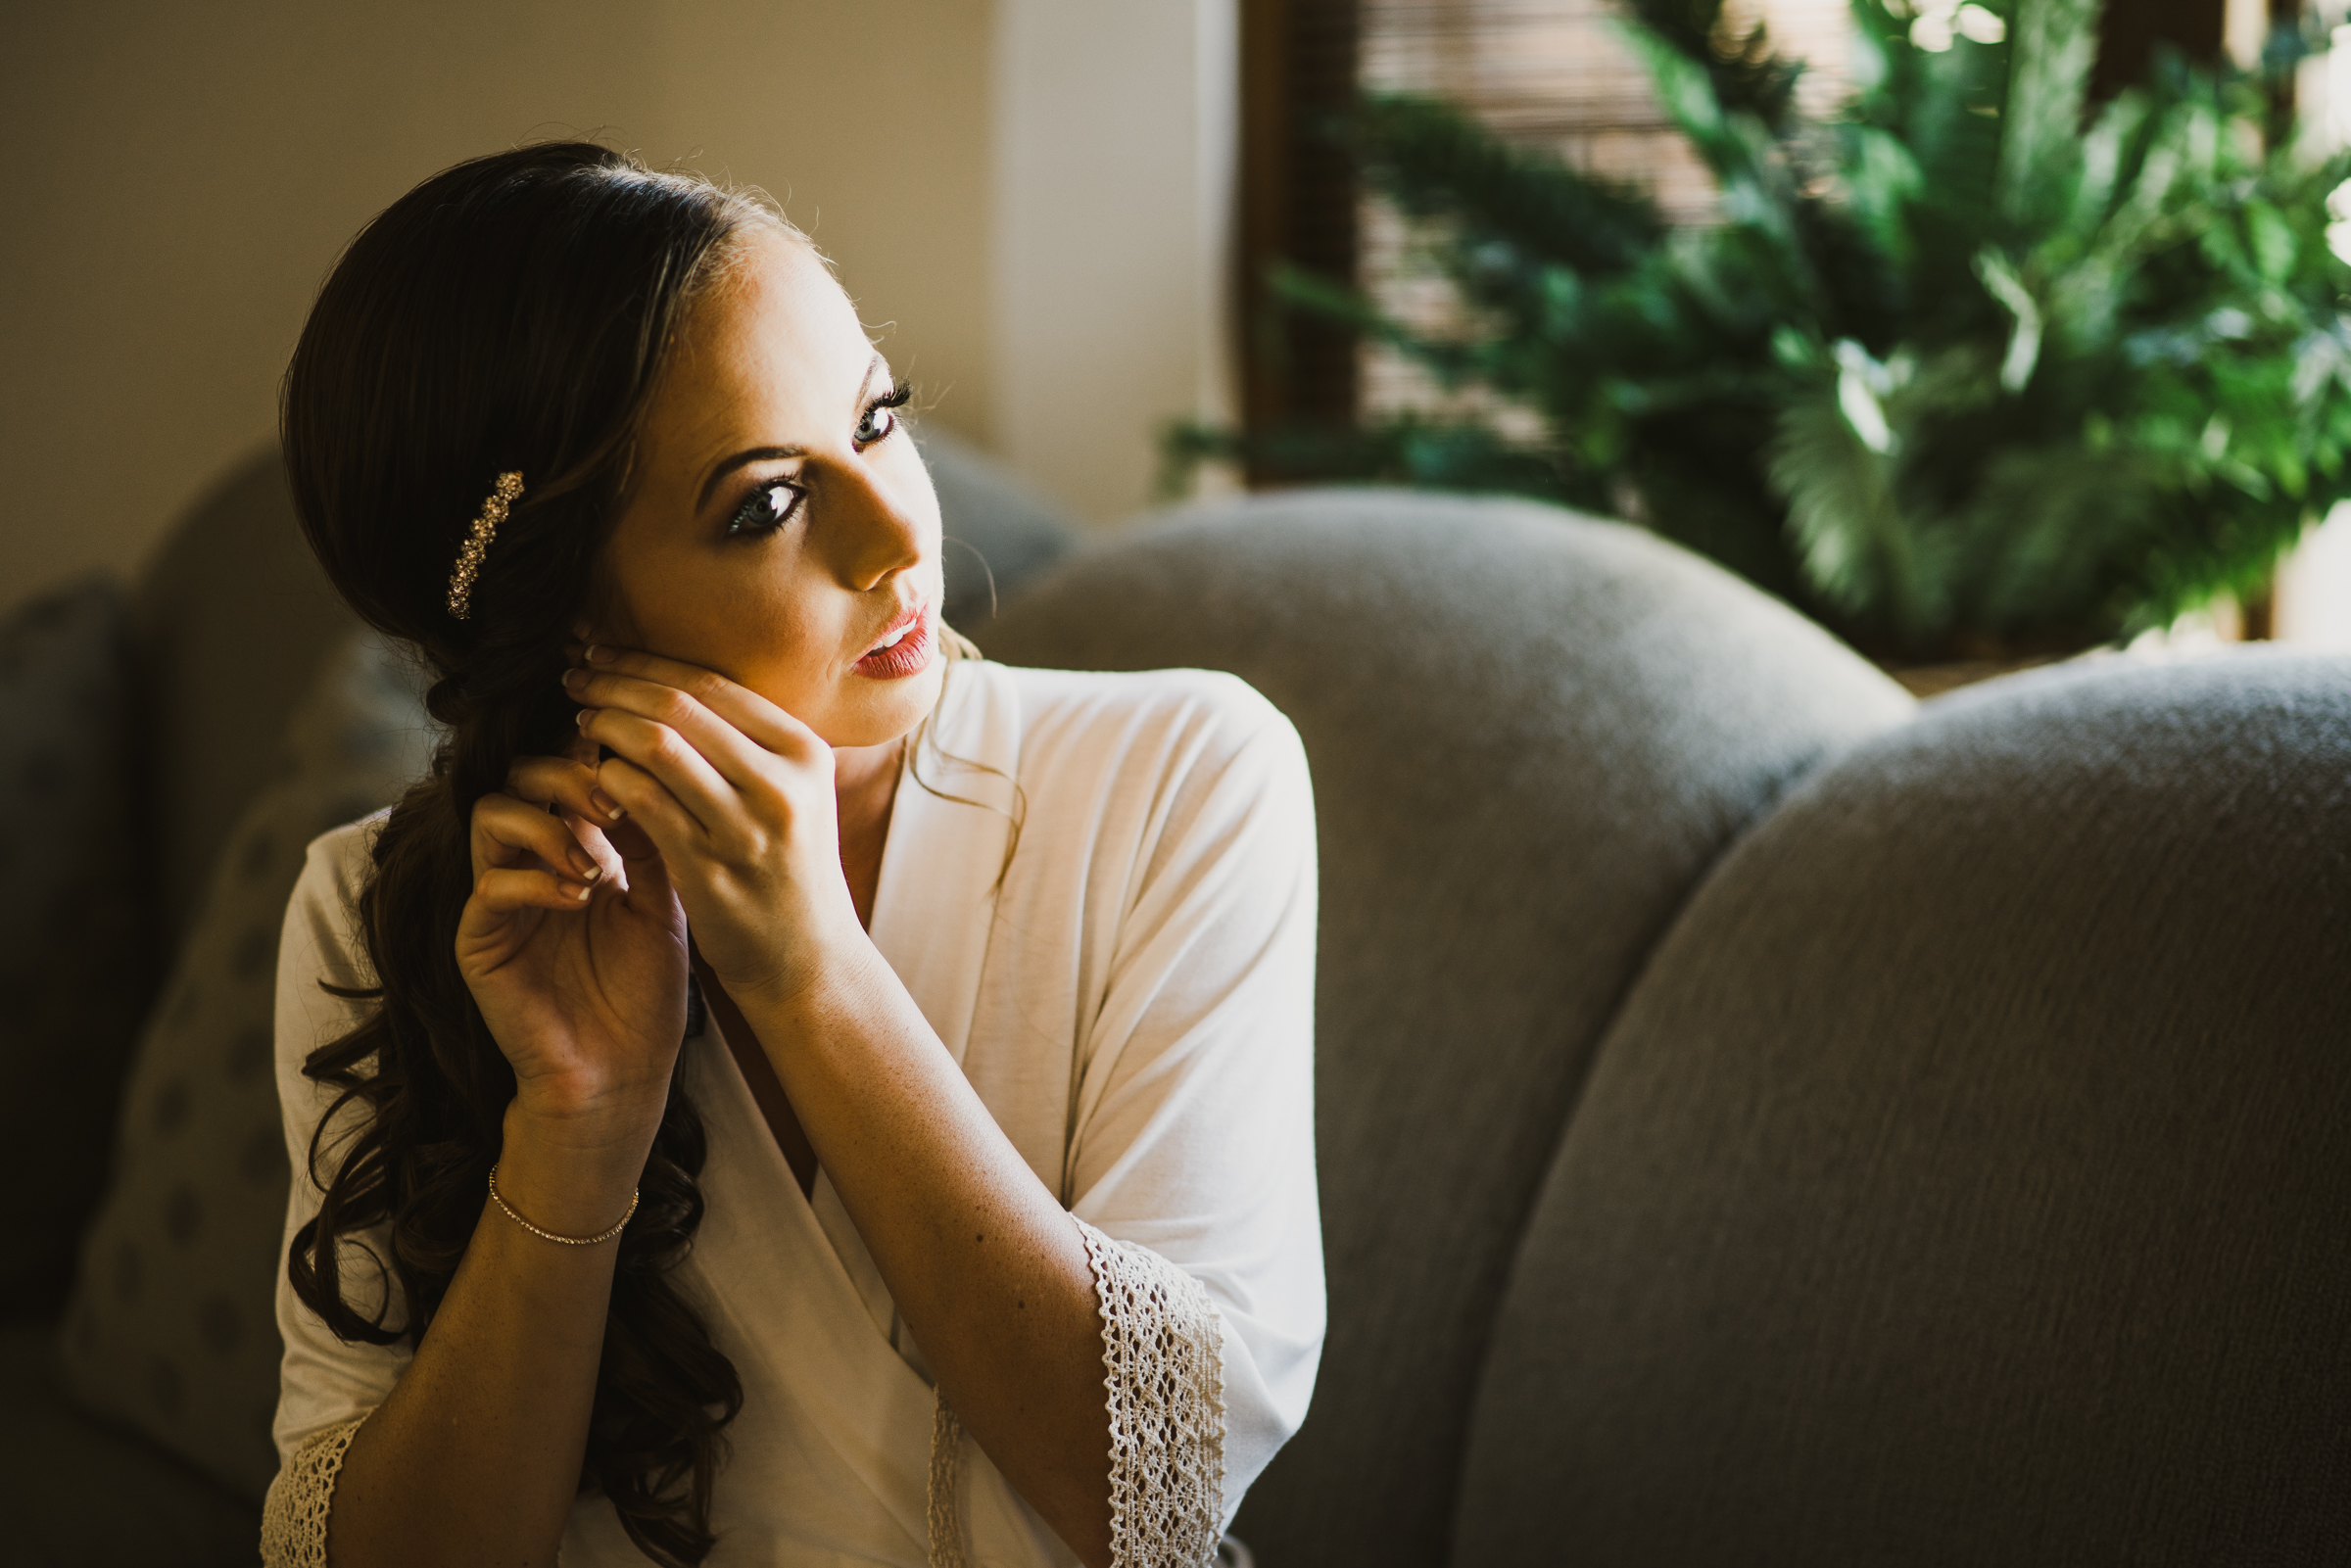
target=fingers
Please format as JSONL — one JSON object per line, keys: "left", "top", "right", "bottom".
{"left": 506, "top": 752, "right": 628, "bottom": 829}
{"left": 471, "top": 863, "right": 597, "bottom": 915}
{"left": 562, "top": 644, "right": 826, "bottom": 773}
{"left": 509, "top": 741, "right": 672, "bottom": 867}
{"left": 470, "top": 790, "right": 606, "bottom": 889}
{"left": 578, "top": 706, "right": 741, "bottom": 840}
{"left": 557, "top": 642, "right": 838, "bottom": 875}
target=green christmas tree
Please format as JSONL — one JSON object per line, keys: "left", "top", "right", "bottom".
{"left": 1177, "top": 0, "right": 2351, "bottom": 658}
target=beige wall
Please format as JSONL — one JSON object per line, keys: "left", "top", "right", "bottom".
{"left": 994, "top": 0, "right": 1238, "bottom": 525}
{"left": 0, "top": 0, "right": 997, "bottom": 619}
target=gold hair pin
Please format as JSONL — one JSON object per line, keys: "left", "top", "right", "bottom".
{"left": 446, "top": 471, "right": 525, "bottom": 620}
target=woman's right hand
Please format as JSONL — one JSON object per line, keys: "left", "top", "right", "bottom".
{"left": 456, "top": 735, "right": 692, "bottom": 1149}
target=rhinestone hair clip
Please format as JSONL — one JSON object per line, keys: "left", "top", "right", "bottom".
{"left": 446, "top": 470, "right": 525, "bottom": 620}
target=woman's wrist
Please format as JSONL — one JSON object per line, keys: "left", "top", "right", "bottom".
{"left": 504, "top": 1053, "right": 675, "bottom": 1138}
{"left": 495, "top": 1099, "right": 658, "bottom": 1239}
{"left": 728, "top": 922, "right": 890, "bottom": 1026}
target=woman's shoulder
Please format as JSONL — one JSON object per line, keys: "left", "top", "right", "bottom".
{"left": 280, "top": 811, "right": 391, "bottom": 998}
{"left": 275, "top": 812, "right": 390, "bottom": 1143}
{"left": 984, "top": 660, "right": 1301, "bottom": 764}
{"left": 291, "top": 811, "right": 389, "bottom": 927}
{"left": 967, "top": 663, "right": 1312, "bottom": 860}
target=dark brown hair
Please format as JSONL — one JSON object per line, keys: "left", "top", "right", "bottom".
{"left": 279, "top": 142, "right": 771, "bottom": 1565}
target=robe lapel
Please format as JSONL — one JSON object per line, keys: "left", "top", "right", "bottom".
{"left": 680, "top": 1026, "right": 938, "bottom": 1559}
{"left": 868, "top": 659, "right": 1022, "bottom": 1069}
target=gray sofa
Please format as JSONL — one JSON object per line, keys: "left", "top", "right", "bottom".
{"left": 5, "top": 441, "right": 2346, "bottom": 1565}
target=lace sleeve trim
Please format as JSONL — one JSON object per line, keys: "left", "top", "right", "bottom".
{"left": 925, "top": 1222, "right": 1224, "bottom": 1568}
{"left": 1080, "top": 1216, "right": 1226, "bottom": 1568}
{"left": 260, "top": 1413, "right": 370, "bottom": 1568}
{"left": 930, "top": 1395, "right": 971, "bottom": 1568}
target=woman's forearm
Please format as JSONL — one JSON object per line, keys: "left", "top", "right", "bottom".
{"left": 738, "top": 941, "right": 1116, "bottom": 1568}
{"left": 323, "top": 1107, "right": 652, "bottom": 1568}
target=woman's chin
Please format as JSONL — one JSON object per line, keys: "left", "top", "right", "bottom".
{"left": 817, "top": 656, "right": 947, "bottom": 750}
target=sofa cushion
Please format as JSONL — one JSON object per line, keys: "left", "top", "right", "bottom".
{"left": 0, "top": 1320, "right": 257, "bottom": 1566}
{"left": 56, "top": 631, "right": 437, "bottom": 1500}
{"left": 1457, "top": 649, "right": 2351, "bottom": 1566}
{"left": 980, "top": 489, "right": 1915, "bottom": 1568}
{"left": 0, "top": 577, "right": 155, "bottom": 1318}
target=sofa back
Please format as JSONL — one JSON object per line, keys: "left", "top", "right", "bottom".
{"left": 1453, "top": 650, "right": 2351, "bottom": 1565}
{"left": 129, "top": 450, "right": 358, "bottom": 956}
{"left": 982, "top": 491, "right": 1914, "bottom": 1568}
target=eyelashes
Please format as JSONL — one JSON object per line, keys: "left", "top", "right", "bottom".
{"left": 725, "top": 477, "right": 803, "bottom": 538}
{"left": 723, "top": 378, "right": 914, "bottom": 540}
{"left": 856, "top": 378, "right": 913, "bottom": 448}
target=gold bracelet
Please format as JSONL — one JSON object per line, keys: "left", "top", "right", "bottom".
{"left": 486, "top": 1164, "right": 638, "bottom": 1247}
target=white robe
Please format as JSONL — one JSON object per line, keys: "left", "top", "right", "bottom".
{"left": 267, "top": 660, "right": 1325, "bottom": 1566}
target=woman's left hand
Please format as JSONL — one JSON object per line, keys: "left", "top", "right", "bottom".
{"left": 556, "top": 644, "right": 869, "bottom": 1007}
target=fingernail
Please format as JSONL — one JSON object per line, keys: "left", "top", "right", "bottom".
{"left": 570, "top": 851, "right": 600, "bottom": 879}
{"left": 561, "top": 668, "right": 587, "bottom": 691}
{"left": 591, "top": 790, "right": 625, "bottom": 822}
{"left": 587, "top": 644, "right": 614, "bottom": 664}
{"left": 575, "top": 708, "right": 592, "bottom": 730}
{"left": 571, "top": 882, "right": 594, "bottom": 902}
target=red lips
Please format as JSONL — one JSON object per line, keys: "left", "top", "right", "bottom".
{"left": 854, "top": 603, "right": 934, "bottom": 680}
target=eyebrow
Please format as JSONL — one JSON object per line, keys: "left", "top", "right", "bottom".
{"left": 692, "top": 352, "right": 888, "bottom": 515}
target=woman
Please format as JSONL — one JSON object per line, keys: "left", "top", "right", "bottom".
{"left": 262, "top": 143, "right": 1322, "bottom": 1568}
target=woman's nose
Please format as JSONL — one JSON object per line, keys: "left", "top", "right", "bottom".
{"left": 827, "top": 460, "right": 927, "bottom": 592}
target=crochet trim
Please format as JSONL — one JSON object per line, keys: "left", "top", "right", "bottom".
{"left": 924, "top": 1221, "right": 1225, "bottom": 1568}
{"left": 259, "top": 1413, "right": 370, "bottom": 1568}
{"left": 930, "top": 1394, "right": 970, "bottom": 1568}
{"left": 1079, "top": 1217, "right": 1226, "bottom": 1568}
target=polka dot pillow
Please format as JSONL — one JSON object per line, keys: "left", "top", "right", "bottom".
{"left": 56, "top": 630, "right": 438, "bottom": 1499}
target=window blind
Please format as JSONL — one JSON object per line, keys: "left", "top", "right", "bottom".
{"left": 1354, "top": 0, "right": 1852, "bottom": 416}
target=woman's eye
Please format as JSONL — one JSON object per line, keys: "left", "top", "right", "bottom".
{"left": 853, "top": 378, "right": 913, "bottom": 450}
{"left": 726, "top": 480, "right": 802, "bottom": 538}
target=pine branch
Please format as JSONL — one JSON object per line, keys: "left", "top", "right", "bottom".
{"left": 1954, "top": 444, "right": 2167, "bottom": 637}
{"left": 1350, "top": 93, "right": 1663, "bottom": 276}
{"left": 1767, "top": 380, "right": 1948, "bottom": 645}
{"left": 1162, "top": 414, "right": 1582, "bottom": 506}
{"left": 1997, "top": 0, "right": 2100, "bottom": 230}
{"left": 1620, "top": 0, "right": 1804, "bottom": 130}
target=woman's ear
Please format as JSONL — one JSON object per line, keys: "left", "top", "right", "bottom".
{"left": 571, "top": 556, "right": 625, "bottom": 647}
{"left": 572, "top": 571, "right": 642, "bottom": 650}
{"left": 571, "top": 602, "right": 628, "bottom": 648}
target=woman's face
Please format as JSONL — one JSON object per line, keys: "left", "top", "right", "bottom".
{"left": 587, "top": 226, "right": 947, "bottom": 749}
